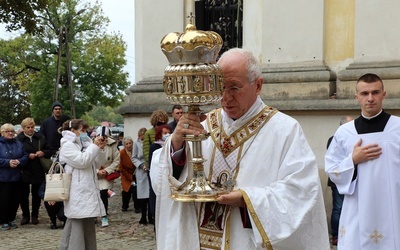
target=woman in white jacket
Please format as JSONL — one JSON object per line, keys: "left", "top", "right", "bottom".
{"left": 59, "top": 119, "right": 107, "bottom": 250}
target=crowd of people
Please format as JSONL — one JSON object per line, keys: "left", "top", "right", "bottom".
{"left": 0, "top": 99, "right": 183, "bottom": 248}
{"left": 1, "top": 48, "right": 398, "bottom": 250}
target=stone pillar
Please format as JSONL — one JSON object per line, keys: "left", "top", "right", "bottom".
{"left": 243, "top": 0, "right": 335, "bottom": 108}
{"left": 123, "top": 0, "right": 185, "bottom": 138}
{"left": 336, "top": 0, "right": 400, "bottom": 104}
{"left": 323, "top": 0, "right": 355, "bottom": 68}
{"left": 134, "top": 0, "right": 183, "bottom": 84}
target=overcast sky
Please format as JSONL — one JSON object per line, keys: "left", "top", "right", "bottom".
{"left": 86, "top": 0, "right": 135, "bottom": 84}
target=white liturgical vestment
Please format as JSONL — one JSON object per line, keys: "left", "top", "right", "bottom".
{"left": 151, "top": 98, "right": 329, "bottom": 250}
{"left": 325, "top": 116, "right": 400, "bottom": 249}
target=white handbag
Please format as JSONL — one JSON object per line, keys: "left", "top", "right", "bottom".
{"left": 44, "top": 162, "right": 72, "bottom": 202}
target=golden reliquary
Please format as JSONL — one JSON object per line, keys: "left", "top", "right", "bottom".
{"left": 160, "top": 15, "right": 226, "bottom": 202}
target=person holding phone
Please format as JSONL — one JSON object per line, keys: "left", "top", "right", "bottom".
{"left": 95, "top": 126, "right": 120, "bottom": 227}
{"left": 58, "top": 119, "right": 107, "bottom": 249}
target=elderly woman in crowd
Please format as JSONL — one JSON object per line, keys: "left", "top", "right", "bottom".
{"left": 0, "top": 123, "right": 28, "bottom": 230}
{"left": 133, "top": 127, "right": 153, "bottom": 225}
{"left": 119, "top": 136, "right": 140, "bottom": 213}
{"left": 17, "top": 117, "right": 52, "bottom": 225}
{"left": 17, "top": 117, "right": 52, "bottom": 226}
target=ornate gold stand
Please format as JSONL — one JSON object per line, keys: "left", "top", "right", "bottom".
{"left": 161, "top": 17, "right": 226, "bottom": 202}
{"left": 169, "top": 107, "right": 226, "bottom": 202}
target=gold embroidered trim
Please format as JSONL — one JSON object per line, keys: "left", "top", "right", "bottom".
{"left": 240, "top": 189, "right": 273, "bottom": 250}
{"left": 199, "top": 202, "right": 225, "bottom": 249}
{"left": 199, "top": 227, "right": 224, "bottom": 249}
{"left": 208, "top": 107, "right": 277, "bottom": 157}
{"left": 224, "top": 208, "right": 232, "bottom": 250}
{"left": 208, "top": 146, "right": 217, "bottom": 180}
{"left": 200, "top": 106, "right": 277, "bottom": 249}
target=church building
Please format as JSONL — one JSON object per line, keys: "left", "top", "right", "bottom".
{"left": 118, "top": 0, "right": 400, "bottom": 201}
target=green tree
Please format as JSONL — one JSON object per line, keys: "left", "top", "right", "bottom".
{"left": 85, "top": 106, "right": 123, "bottom": 125}
{"left": 0, "top": 0, "right": 129, "bottom": 123}
{"left": 0, "top": 78, "right": 31, "bottom": 125}
{"left": 0, "top": 36, "right": 37, "bottom": 124}
{"left": 0, "top": 0, "right": 54, "bottom": 34}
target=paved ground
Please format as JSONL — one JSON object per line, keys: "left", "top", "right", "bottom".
{"left": 0, "top": 179, "right": 156, "bottom": 250}
{"left": 0, "top": 178, "right": 337, "bottom": 250}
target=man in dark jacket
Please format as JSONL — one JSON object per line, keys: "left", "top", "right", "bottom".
{"left": 167, "top": 105, "right": 183, "bottom": 133}
{"left": 17, "top": 117, "right": 52, "bottom": 225}
{"left": 39, "top": 102, "right": 70, "bottom": 156}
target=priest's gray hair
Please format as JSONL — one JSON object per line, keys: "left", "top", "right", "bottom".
{"left": 218, "top": 48, "right": 262, "bottom": 84}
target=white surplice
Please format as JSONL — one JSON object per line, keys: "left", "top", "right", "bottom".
{"left": 325, "top": 116, "right": 400, "bottom": 250}
{"left": 151, "top": 98, "right": 329, "bottom": 250}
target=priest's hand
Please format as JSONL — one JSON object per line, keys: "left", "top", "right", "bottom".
{"left": 352, "top": 139, "right": 382, "bottom": 165}
{"left": 171, "top": 113, "right": 207, "bottom": 151}
{"left": 217, "top": 190, "right": 245, "bottom": 207}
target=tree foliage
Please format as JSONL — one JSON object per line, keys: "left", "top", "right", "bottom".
{"left": 0, "top": 0, "right": 130, "bottom": 124}
{"left": 0, "top": 78, "right": 31, "bottom": 125}
{"left": 0, "top": 0, "right": 53, "bottom": 34}
{"left": 81, "top": 106, "right": 123, "bottom": 126}
{"left": 0, "top": 36, "right": 38, "bottom": 124}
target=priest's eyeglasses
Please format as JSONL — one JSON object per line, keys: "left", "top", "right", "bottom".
{"left": 222, "top": 83, "right": 250, "bottom": 95}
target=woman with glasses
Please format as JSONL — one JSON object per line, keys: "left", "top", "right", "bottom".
{"left": 0, "top": 123, "right": 28, "bottom": 230}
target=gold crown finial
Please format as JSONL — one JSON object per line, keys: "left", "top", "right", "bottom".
{"left": 160, "top": 22, "right": 223, "bottom": 64}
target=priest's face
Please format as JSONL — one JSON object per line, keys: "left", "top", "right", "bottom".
{"left": 355, "top": 80, "right": 386, "bottom": 117}
{"left": 218, "top": 54, "right": 262, "bottom": 120}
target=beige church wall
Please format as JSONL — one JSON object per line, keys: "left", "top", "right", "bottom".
{"left": 128, "top": 0, "right": 400, "bottom": 169}
{"left": 337, "top": 77, "right": 400, "bottom": 99}
{"left": 123, "top": 115, "right": 150, "bottom": 142}
{"left": 290, "top": 113, "right": 356, "bottom": 167}
{"left": 354, "top": 0, "right": 400, "bottom": 62}
{"left": 245, "top": 0, "right": 324, "bottom": 64}
{"left": 134, "top": 0, "right": 183, "bottom": 83}
{"left": 242, "top": 1, "right": 263, "bottom": 60}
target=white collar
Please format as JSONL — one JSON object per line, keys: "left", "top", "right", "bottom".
{"left": 361, "top": 110, "right": 382, "bottom": 120}
{"left": 221, "top": 96, "right": 265, "bottom": 135}
{"left": 24, "top": 133, "right": 33, "bottom": 142}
